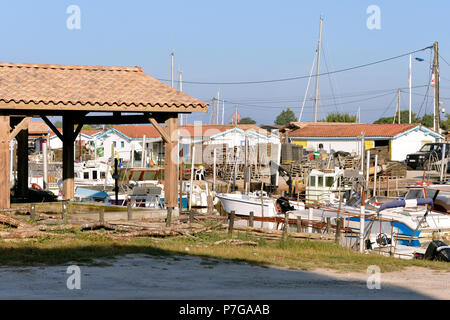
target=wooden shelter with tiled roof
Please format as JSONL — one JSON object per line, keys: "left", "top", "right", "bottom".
{"left": 0, "top": 61, "right": 208, "bottom": 216}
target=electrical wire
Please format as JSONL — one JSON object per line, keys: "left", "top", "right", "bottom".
{"left": 157, "top": 46, "right": 432, "bottom": 85}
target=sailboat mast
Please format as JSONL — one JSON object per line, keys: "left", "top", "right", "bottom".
{"left": 314, "top": 17, "right": 323, "bottom": 123}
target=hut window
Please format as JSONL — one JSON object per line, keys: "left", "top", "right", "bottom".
{"left": 326, "top": 177, "right": 334, "bottom": 187}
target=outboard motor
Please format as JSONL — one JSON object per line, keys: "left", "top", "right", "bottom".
{"left": 424, "top": 240, "right": 450, "bottom": 262}
{"left": 276, "top": 197, "right": 294, "bottom": 214}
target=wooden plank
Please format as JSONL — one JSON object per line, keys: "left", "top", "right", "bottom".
{"left": 0, "top": 116, "right": 10, "bottom": 208}
{"left": 149, "top": 117, "right": 171, "bottom": 143}
{"left": 9, "top": 117, "right": 30, "bottom": 140}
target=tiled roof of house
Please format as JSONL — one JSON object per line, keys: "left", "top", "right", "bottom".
{"left": 288, "top": 123, "right": 422, "bottom": 138}
{"left": 112, "top": 125, "right": 161, "bottom": 138}
{"left": 0, "top": 62, "right": 208, "bottom": 112}
{"left": 112, "top": 124, "right": 271, "bottom": 139}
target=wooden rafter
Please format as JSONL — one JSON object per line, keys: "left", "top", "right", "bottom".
{"left": 41, "top": 116, "right": 63, "bottom": 141}
{"left": 9, "top": 117, "right": 30, "bottom": 140}
{"left": 73, "top": 123, "right": 84, "bottom": 142}
{"left": 149, "top": 117, "right": 171, "bottom": 143}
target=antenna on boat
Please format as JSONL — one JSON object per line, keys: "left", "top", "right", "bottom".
{"left": 314, "top": 16, "right": 323, "bottom": 123}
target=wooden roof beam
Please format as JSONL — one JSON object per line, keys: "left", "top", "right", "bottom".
{"left": 9, "top": 117, "right": 30, "bottom": 140}
{"left": 149, "top": 117, "right": 171, "bottom": 143}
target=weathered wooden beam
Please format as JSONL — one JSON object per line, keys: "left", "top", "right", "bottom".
{"left": 0, "top": 116, "right": 10, "bottom": 208}
{"left": 73, "top": 123, "right": 84, "bottom": 142}
{"left": 149, "top": 117, "right": 171, "bottom": 143}
{"left": 62, "top": 116, "right": 74, "bottom": 200}
{"left": 164, "top": 115, "right": 178, "bottom": 209}
{"left": 41, "top": 116, "right": 63, "bottom": 141}
{"left": 16, "top": 129, "right": 28, "bottom": 198}
{"left": 9, "top": 117, "right": 30, "bottom": 141}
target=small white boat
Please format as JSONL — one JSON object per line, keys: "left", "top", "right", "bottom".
{"left": 217, "top": 192, "right": 305, "bottom": 229}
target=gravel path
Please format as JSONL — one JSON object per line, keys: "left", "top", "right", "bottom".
{"left": 1, "top": 254, "right": 448, "bottom": 299}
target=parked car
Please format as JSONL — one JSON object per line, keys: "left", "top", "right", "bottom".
{"left": 405, "top": 142, "right": 450, "bottom": 170}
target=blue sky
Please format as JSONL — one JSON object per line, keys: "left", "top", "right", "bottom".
{"left": 1, "top": 1, "right": 449, "bottom": 125}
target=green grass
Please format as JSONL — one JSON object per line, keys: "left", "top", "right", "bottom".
{"left": 0, "top": 230, "right": 449, "bottom": 273}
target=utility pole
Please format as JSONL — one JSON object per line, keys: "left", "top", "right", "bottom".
{"left": 211, "top": 98, "right": 216, "bottom": 124}
{"left": 234, "top": 105, "right": 238, "bottom": 126}
{"left": 179, "top": 71, "right": 183, "bottom": 126}
{"left": 314, "top": 17, "right": 323, "bottom": 123}
{"left": 433, "top": 41, "right": 440, "bottom": 134}
{"left": 216, "top": 89, "right": 220, "bottom": 125}
{"left": 170, "top": 51, "right": 174, "bottom": 88}
{"left": 222, "top": 98, "right": 225, "bottom": 125}
{"left": 398, "top": 89, "right": 401, "bottom": 124}
{"left": 409, "top": 54, "right": 412, "bottom": 124}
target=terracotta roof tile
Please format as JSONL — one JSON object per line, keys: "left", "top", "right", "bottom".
{"left": 0, "top": 62, "right": 208, "bottom": 110}
{"left": 288, "top": 123, "right": 422, "bottom": 138}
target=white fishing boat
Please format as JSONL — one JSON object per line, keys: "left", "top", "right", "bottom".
{"left": 74, "top": 160, "right": 115, "bottom": 188}
{"left": 217, "top": 192, "right": 305, "bottom": 229}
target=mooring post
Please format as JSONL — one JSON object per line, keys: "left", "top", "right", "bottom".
{"left": 308, "top": 207, "right": 313, "bottom": 233}
{"left": 189, "top": 210, "right": 194, "bottom": 227}
{"left": 326, "top": 217, "right": 331, "bottom": 234}
{"left": 30, "top": 203, "right": 36, "bottom": 222}
{"left": 249, "top": 211, "right": 254, "bottom": 227}
{"left": 99, "top": 206, "right": 105, "bottom": 224}
{"left": 297, "top": 216, "right": 302, "bottom": 233}
{"left": 127, "top": 201, "right": 132, "bottom": 221}
{"left": 335, "top": 218, "right": 342, "bottom": 244}
{"left": 283, "top": 212, "right": 289, "bottom": 239}
{"left": 61, "top": 201, "right": 68, "bottom": 223}
{"left": 228, "top": 210, "right": 235, "bottom": 236}
{"left": 166, "top": 207, "right": 172, "bottom": 227}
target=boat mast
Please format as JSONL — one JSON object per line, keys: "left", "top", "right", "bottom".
{"left": 314, "top": 17, "right": 323, "bottom": 123}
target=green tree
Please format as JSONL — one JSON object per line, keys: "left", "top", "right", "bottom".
{"left": 321, "top": 112, "right": 357, "bottom": 123}
{"left": 274, "top": 108, "right": 297, "bottom": 126}
{"left": 54, "top": 120, "right": 62, "bottom": 128}
{"left": 238, "top": 117, "right": 256, "bottom": 124}
{"left": 420, "top": 113, "right": 434, "bottom": 128}
{"left": 373, "top": 110, "right": 421, "bottom": 124}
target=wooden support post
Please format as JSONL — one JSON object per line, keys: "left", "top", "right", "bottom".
{"left": 189, "top": 210, "right": 194, "bottom": 227}
{"left": 16, "top": 128, "right": 28, "bottom": 198}
{"left": 228, "top": 210, "right": 235, "bottom": 236}
{"left": 127, "top": 201, "right": 132, "bottom": 221}
{"left": 326, "top": 217, "right": 331, "bottom": 234}
{"left": 207, "top": 194, "right": 213, "bottom": 215}
{"left": 164, "top": 115, "right": 178, "bottom": 226}
{"left": 297, "top": 217, "right": 302, "bottom": 233}
{"left": 99, "top": 206, "right": 105, "bottom": 224}
{"left": 62, "top": 116, "right": 74, "bottom": 200}
{"left": 249, "top": 211, "right": 254, "bottom": 227}
{"left": 0, "top": 116, "right": 10, "bottom": 208}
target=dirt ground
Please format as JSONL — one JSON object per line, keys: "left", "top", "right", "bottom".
{"left": 0, "top": 254, "right": 448, "bottom": 300}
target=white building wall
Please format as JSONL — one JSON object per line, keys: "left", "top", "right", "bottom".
{"left": 304, "top": 139, "right": 362, "bottom": 155}
{"left": 391, "top": 130, "right": 437, "bottom": 161}
{"left": 99, "top": 132, "right": 132, "bottom": 161}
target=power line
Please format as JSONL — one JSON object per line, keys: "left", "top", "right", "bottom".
{"left": 157, "top": 46, "right": 432, "bottom": 85}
